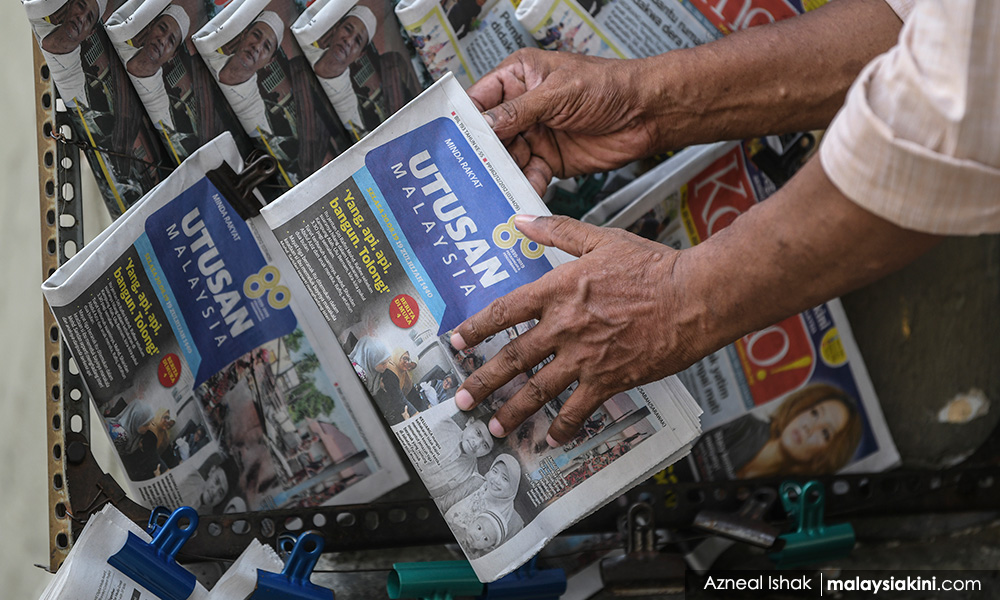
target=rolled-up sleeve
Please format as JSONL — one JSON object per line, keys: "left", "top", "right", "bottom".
{"left": 819, "top": 0, "right": 1000, "bottom": 235}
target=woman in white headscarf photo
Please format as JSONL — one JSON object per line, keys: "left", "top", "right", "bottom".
{"left": 444, "top": 453, "right": 524, "bottom": 555}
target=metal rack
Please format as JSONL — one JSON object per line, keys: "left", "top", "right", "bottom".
{"left": 35, "top": 40, "right": 1000, "bottom": 579}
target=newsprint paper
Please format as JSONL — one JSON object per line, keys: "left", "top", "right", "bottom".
{"left": 603, "top": 141, "right": 900, "bottom": 480}
{"left": 42, "top": 133, "right": 408, "bottom": 515}
{"left": 37, "top": 504, "right": 282, "bottom": 600}
{"left": 260, "top": 73, "right": 702, "bottom": 581}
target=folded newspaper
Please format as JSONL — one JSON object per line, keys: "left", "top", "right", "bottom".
{"left": 42, "top": 133, "right": 409, "bottom": 514}
{"left": 515, "top": 0, "right": 819, "bottom": 58}
{"left": 292, "top": 0, "right": 423, "bottom": 141}
{"left": 104, "top": 0, "right": 255, "bottom": 164}
{"left": 37, "top": 504, "right": 283, "bottom": 600}
{"left": 259, "top": 73, "right": 702, "bottom": 581}
{"left": 604, "top": 140, "right": 900, "bottom": 480}
{"left": 23, "top": 0, "right": 171, "bottom": 218}
{"left": 192, "top": 0, "right": 352, "bottom": 190}
{"left": 395, "top": 0, "right": 536, "bottom": 87}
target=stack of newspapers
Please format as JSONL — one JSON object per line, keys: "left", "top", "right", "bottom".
{"left": 43, "top": 74, "right": 701, "bottom": 582}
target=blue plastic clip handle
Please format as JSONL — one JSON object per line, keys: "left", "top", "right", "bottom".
{"left": 107, "top": 506, "right": 198, "bottom": 600}
{"left": 479, "top": 557, "right": 566, "bottom": 600}
{"left": 249, "top": 532, "right": 334, "bottom": 600}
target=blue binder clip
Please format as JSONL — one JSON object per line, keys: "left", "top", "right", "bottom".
{"left": 480, "top": 557, "right": 566, "bottom": 600}
{"left": 249, "top": 531, "right": 334, "bottom": 600}
{"left": 107, "top": 506, "right": 198, "bottom": 600}
{"left": 769, "top": 480, "right": 855, "bottom": 568}
{"left": 387, "top": 558, "right": 566, "bottom": 600}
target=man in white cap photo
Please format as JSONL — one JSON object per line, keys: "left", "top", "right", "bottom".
{"left": 117, "top": 4, "right": 191, "bottom": 131}
{"left": 201, "top": 10, "right": 285, "bottom": 137}
{"left": 304, "top": 4, "right": 376, "bottom": 136}
{"left": 24, "top": 0, "right": 108, "bottom": 107}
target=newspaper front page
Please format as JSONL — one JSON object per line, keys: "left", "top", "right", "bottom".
{"left": 515, "top": 0, "right": 718, "bottom": 58}
{"left": 104, "top": 0, "right": 255, "bottom": 165}
{"left": 42, "top": 133, "right": 408, "bottom": 516}
{"left": 292, "top": 0, "right": 423, "bottom": 141}
{"left": 606, "top": 141, "right": 900, "bottom": 480}
{"left": 192, "top": 0, "right": 352, "bottom": 190}
{"left": 261, "top": 74, "right": 702, "bottom": 581}
{"left": 394, "top": 0, "right": 535, "bottom": 87}
{"left": 23, "top": 0, "right": 171, "bottom": 218}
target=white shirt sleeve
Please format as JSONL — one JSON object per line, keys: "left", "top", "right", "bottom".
{"left": 820, "top": 0, "right": 1000, "bottom": 235}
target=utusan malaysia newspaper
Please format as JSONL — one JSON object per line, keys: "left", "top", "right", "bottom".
{"left": 260, "top": 73, "right": 702, "bottom": 582}
{"left": 41, "top": 133, "right": 409, "bottom": 516}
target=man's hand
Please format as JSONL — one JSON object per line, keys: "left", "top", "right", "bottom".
{"left": 466, "top": 49, "right": 664, "bottom": 195}
{"left": 449, "top": 215, "right": 706, "bottom": 446}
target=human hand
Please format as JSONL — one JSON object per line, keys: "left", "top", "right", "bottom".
{"left": 449, "top": 215, "right": 705, "bottom": 445}
{"left": 467, "top": 48, "right": 664, "bottom": 195}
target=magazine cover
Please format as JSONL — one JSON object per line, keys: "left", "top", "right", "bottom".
{"left": 24, "top": 0, "right": 171, "bottom": 218}
{"left": 192, "top": 0, "right": 352, "bottom": 189}
{"left": 292, "top": 0, "right": 422, "bottom": 141}
{"left": 104, "top": 0, "right": 255, "bottom": 164}
{"left": 515, "top": 0, "right": 822, "bottom": 60}
{"left": 261, "top": 74, "right": 702, "bottom": 581}
{"left": 515, "top": 0, "right": 718, "bottom": 58}
{"left": 41, "top": 133, "right": 409, "bottom": 514}
{"left": 394, "top": 0, "right": 535, "bottom": 87}
{"left": 607, "top": 141, "right": 900, "bottom": 480}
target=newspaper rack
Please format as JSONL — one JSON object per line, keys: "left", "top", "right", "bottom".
{"left": 33, "top": 38, "right": 1000, "bottom": 578}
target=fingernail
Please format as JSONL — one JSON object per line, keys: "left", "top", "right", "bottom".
{"left": 546, "top": 434, "right": 560, "bottom": 448}
{"left": 482, "top": 111, "right": 495, "bottom": 128}
{"left": 489, "top": 418, "right": 506, "bottom": 437}
{"left": 455, "top": 389, "right": 474, "bottom": 410}
{"left": 450, "top": 331, "right": 468, "bottom": 351}
{"left": 513, "top": 214, "right": 538, "bottom": 228}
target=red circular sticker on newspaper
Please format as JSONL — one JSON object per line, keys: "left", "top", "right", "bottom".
{"left": 390, "top": 294, "right": 419, "bottom": 329}
{"left": 158, "top": 354, "right": 182, "bottom": 388}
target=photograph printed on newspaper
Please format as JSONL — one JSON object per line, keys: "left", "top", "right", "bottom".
{"left": 41, "top": 134, "right": 408, "bottom": 516}
{"left": 394, "top": 0, "right": 535, "bottom": 87}
{"left": 608, "top": 139, "right": 900, "bottom": 481}
{"left": 104, "top": 0, "right": 255, "bottom": 164}
{"left": 292, "top": 0, "right": 423, "bottom": 141}
{"left": 23, "top": 0, "right": 170, "bottom": 218}
{"left": 260, "top": 74, "right": 701, "bottom": 581}
{"left": 192, "top": 0, "right": 352, "bottom": 189}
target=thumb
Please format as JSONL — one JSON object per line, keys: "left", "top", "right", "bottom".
{"left": 483, "top": 88, "right": 553, "bottom": 140}
{"left": 514, "top": 215, "right": 610, "bottom": 258}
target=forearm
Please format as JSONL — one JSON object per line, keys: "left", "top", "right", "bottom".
{"left": 640, "top": 0, "right": 903, "bottom": 150}
{"left": 671, "top": 156, "right": 942, "bottom": 361}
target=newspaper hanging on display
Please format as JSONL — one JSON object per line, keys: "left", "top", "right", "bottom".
{"left": 260, "top": 74, "right": 702, "bottom": 581}
{"left": 394, "top": 0, "right": 536, "bottom": 87}
{"left": 42, "top": 134, "right": 409, "bottom": 516}
{"left": 23, "top": 0, "right": 171, "bottom": 218}
{"left": 605, "top": 141, "right": 900, "bottom": 481}
{"left": 193, "top": 0, "right": 352, "bottom": 190}
{"left": 292, "top": 0, "right": 423, "bottom": 141}
{"left": 104, "top": 0, "right": 255, "bottom": 165}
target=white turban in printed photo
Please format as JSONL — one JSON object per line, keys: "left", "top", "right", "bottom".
{"left": 161, "top": 4, "right": 190, "bottom": 40}
{"left": 346, "top": 5, "right": 377, "bottom": 41}
{"left": 253, "top": 10, "right": 285, "bottom": 47}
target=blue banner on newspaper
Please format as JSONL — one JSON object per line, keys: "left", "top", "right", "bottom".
{"left": 143, "top": 177, "right": 297, "bottom": 386}
{"left": 363, "top": 117, "right": 552, "bottom": 333}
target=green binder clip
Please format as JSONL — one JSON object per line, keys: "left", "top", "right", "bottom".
{"left": 387, "top": 560, "right": 483, "bottom": 600}
{"left": 768, "top": 480, "right": 855, "bottom": 568}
